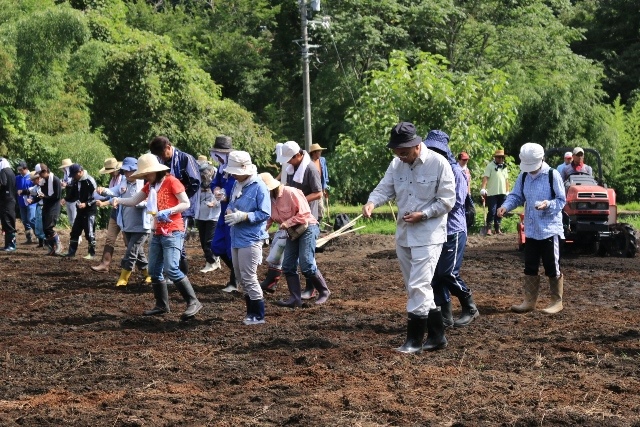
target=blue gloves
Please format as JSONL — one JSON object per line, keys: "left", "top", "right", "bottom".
{"left": 156, "top": 209, "right": 173, "bottom": 223}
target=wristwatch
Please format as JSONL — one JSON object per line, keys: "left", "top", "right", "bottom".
{"left": 421, "top": 211, "right": 428, "bottom": 221}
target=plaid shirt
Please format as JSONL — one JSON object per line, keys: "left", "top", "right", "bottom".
{"left": 501, "top": 163, "right": 566, "bottom": 240}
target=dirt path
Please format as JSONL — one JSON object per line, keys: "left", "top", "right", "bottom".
{"left": 1, "top": 231, "right": 639, "bottom": 426}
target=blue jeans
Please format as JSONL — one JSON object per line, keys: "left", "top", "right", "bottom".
{"left": 148, "top": 231, "right": 185, "bottom": 282}
{"left": 486, "top": 194, "right": 506, "bottom": 230}
{"left": 432, "top": 231, "right": 471, "bottom": 306}
{"left": 282, "top": 224, "right": 320, "bottom": 278}
{"left": 19, "top": 204, "right": 36, "bottom": 232}
{"left": 34, "top": 204, "right": 45, "bottom": 239}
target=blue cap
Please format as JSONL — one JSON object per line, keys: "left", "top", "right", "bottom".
{"left": 423, "top": 130, "right": 450, "bottom": 152}
{"left": 120, "top": 157, "right": 138, "bottom": 172}
{"left": 68, "top": 163, "right": 83, "bottom": 176}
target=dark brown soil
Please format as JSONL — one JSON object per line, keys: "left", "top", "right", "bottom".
{"left": 1, "top": 230, "right": 639, "bottom": 426}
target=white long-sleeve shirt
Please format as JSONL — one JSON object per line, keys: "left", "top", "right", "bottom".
{"left": 367, "top": 147, "right": 456, "bottom": 247}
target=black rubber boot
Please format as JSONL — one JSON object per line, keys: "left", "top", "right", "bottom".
{"left": 144, "top": 280, "right": 170, "bottom": 316}
{"left": 25, "top": 230, "right": 33, "bottom": 244}
{"left": 37, "top": 238, "right": 44, "bottom": 248}
{"left": 179, "top": 256, "right": 189, "bottom": 275}
{"left": 275, "top": 275, "right": 302, "bottom": 308}
{"left": 306, "top": 270, "right": 331, "bottom": 305}
{"left": 440, "top": 300, "right": 454, "bottom": 329}
{"left": 174, "top": 277, "right": 203, "bottom": 320}
{"left": 63, "top": 239, "right": 79, "bottom": 257}
{"left": 422, "top": 307, "right": 448, "bottom": 352}
{"left": 260, "top": 267, "right": 282, "bottom": 294}
{"left": 395, "top": 313, "right": 427, "bottom": 354}
{"left": 454, "top": 294, "right": 480, "bottom": 327}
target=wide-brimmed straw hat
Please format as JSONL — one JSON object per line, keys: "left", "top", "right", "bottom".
{"left": 99, "top": 157, "right": 122, "bottom": 174}
{"left": 493, "top": 149, "right": 505, "bottom": 157}
{"left": 259, "top": 172, "right": 281, "bottom": 191}
{"left": 224, "top": 151, "right": 257, "bottom": 176}
{"left": 58, "top": 158, "right": 73, "bottom": 169}
{"left": 131, "top": 153, "right": 169, "bottom": 178}
{"left": 309, "top": 143, "right": 326, "bottom": 153}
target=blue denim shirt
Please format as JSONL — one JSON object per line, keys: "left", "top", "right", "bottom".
{"left": 501, "top": 163, "right": 566, "bottom": 240}
{"left": 226, "top": 176, "right": 271, "bottom": 248}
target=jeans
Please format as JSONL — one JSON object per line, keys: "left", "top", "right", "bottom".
{"left": 34, "top": 204, "right": 45, "bottom": 239}
{"left": 282, "top": 224, "right": 320, "bottom": 278}
{"left": 121, "top": 231, "right": 149, "bottom": 271}
{"left": 148, "top": 231, "right": 185, "bottom": 282}
{"left": 19, "top": 204, "right": 36, "bottom": 232}
{"left": 432, "top": 232, "right": 471, "bottom": 306}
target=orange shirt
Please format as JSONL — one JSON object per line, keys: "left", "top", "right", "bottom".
{"left": 142, "top": 175, "right": 185, "bottom": 235}
{"left": 267, "top": 186, "right": 318, "bottom": 229}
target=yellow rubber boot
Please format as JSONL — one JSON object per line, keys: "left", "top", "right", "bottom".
{"left": 141, "top": 268, "right": 152, "bottom": 285}
{"left": 116, "top": 269, "right": 132, "bottom": 287}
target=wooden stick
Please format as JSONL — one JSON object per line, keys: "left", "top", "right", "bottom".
{"left": 317, "top": 226, "right": 366, "bottom": 247}
{"left": 388, "top": 201, "right": 396, "bottom": 222}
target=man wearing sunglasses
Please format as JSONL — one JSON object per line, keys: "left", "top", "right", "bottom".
{"left": 480, "top": 149, "right": 510, "bottom": 235}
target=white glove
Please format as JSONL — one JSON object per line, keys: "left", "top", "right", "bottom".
{"left": 224, "top": 209, "right": 249, "bottom": 226}
{"left": 480, "top": 188, "right": 488, "bottom": 197}
{"left": 534, "top": 200, "right": 549, "bottom": 210}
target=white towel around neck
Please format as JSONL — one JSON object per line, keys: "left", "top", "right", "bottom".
{"left": 281, "top": 151, "right": 311, "bottom": 185}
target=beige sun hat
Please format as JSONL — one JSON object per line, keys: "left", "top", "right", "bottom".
{"left": 224, "top": 151, "right": 257, "bottom": 176}
{"left": 29, "top": 171, "right": 39, "bottom": 180}
{"left": 99, "top": 157, "right": 122, "bottom": 174}
{"left": 309, "top": 143, "right": 326, "bottom": 153}
{"left": 58, "top": 158, "right": 73, "bottom": 169}
{"left": 130, "top": 153, "right": 169, "bottom": 179}
{"left": 259, "top": 172, "right": 281, "bottom": 191}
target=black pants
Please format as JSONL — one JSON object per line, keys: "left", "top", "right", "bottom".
{"left": 42, "top": 203, "right": 61, "bottom": 239}
{"left": 524, "top": 235, "right": 561, "bottom": 277}
{"left": 486, "top": 194, "right": 507, "bottom": 229}
{"left": 70, "top": 208, "right": 96, "bottom": 248}
{"left": 196, "top": 219, "right": 217, "bottom": 263}
{"left": 0, "top": 200, "right": 16, "bottom": 234}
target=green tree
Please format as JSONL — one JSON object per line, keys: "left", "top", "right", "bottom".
{"left": 332, "top": 51, "right": 518, "bottom": 203}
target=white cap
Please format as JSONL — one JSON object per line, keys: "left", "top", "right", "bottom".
{"left": 564, "top": 151, "right": 572, "bottom": 159}
{"left": 278, "top": 141, "right": 301, "bottom": 164}
{"left": 519, "top": 143, "right": 544, "bottom": 173}
{"left": 573, "top": 146, "right": 584, "bottom": 155}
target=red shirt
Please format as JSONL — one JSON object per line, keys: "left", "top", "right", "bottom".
{"left": 142, "top": 175, "right": 185, "bottom": 235}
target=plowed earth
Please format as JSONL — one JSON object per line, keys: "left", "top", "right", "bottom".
{"left": 1, "top": 230, "right": 639, "bottom": 426}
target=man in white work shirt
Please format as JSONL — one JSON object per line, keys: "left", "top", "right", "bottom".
{"left": 362, "top": 122, "right": 456, "bottom": 354}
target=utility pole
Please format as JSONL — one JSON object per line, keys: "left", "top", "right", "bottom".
{"left": 300, "top": 0, "right": 312, "bottom": 152}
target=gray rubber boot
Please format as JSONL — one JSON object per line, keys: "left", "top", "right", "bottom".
{"left": 174, "top": 277, "right": 203, "bottom": 320}
{"left": 275, "top": 275, "right": 302, "bottom": 308}
{"left": 144, "top": 280, "right": 170, "bottom": 316}
{"left": 541, "top": 275, "right": 563, "bottom": 314}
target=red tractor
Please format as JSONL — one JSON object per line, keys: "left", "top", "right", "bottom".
{"left": 517, "top": 147, "right": 637, "bottom": 257}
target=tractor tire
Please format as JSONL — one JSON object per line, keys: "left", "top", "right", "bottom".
{"left": 608, "top": 223, "right": 637, "bottom": 258}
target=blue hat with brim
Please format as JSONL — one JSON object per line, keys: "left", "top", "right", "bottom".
{"left": 69, "top": 163, "right": 82, "bottom": 176}
{"left": 120, "top": 157, "right": 138, "bottom": 172}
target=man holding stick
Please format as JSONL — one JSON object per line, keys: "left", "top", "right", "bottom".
{"left": 362, "top": 122, "right": 456, "bottom": 354}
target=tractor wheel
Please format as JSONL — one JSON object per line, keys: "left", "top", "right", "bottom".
{"left": 608, "top": 223, "right": 637, "bottom": 258}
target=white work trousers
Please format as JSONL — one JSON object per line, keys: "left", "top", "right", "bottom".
{"left": 396, "top": 243, "right": 442, "bottom": 317}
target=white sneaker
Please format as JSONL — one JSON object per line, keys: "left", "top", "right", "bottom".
{"left": 200, "top": 262, "right": 215, "bottom": 273}
{"left": 211, "top": 258, "right": 221, "bottom": 271}
{"left": 221, "top": 282, "right": 238, "bottom": 293}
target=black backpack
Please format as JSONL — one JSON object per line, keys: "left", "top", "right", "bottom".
{"left": 464, "top": 194, "right": 476, "bottom": 229}
{"left": 333, "top": 213, "right": 352, "bottom": 231}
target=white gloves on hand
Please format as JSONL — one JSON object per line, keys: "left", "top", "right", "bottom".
{"left": 480, "top": 188, "right": 488, "bottom": 197}
{"left": 224, "top": 209, "right": 249, "bottom": 226}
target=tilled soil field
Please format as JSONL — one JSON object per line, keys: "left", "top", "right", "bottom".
{"left": 1, "top": 230, "right": 639, "bottom": 426}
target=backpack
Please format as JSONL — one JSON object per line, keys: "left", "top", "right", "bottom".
{"left": 520, "top": 168, "right": 556, "bottom": 200}
{"left": 333, "top": 213, "right": 352, "bottom": 231}
{"left": 464, "top": 194, "right": 476, "bottom": 229}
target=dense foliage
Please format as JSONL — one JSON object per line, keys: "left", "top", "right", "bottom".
{"left": 0, "top": 0, "right": 639, "bottom": 203}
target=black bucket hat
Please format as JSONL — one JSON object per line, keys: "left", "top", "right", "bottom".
{"left": 211, "top": 135, "right": 233, "bottom": 153}
{"left": 387, "top": 122, "right": 422, "bottom": 149}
